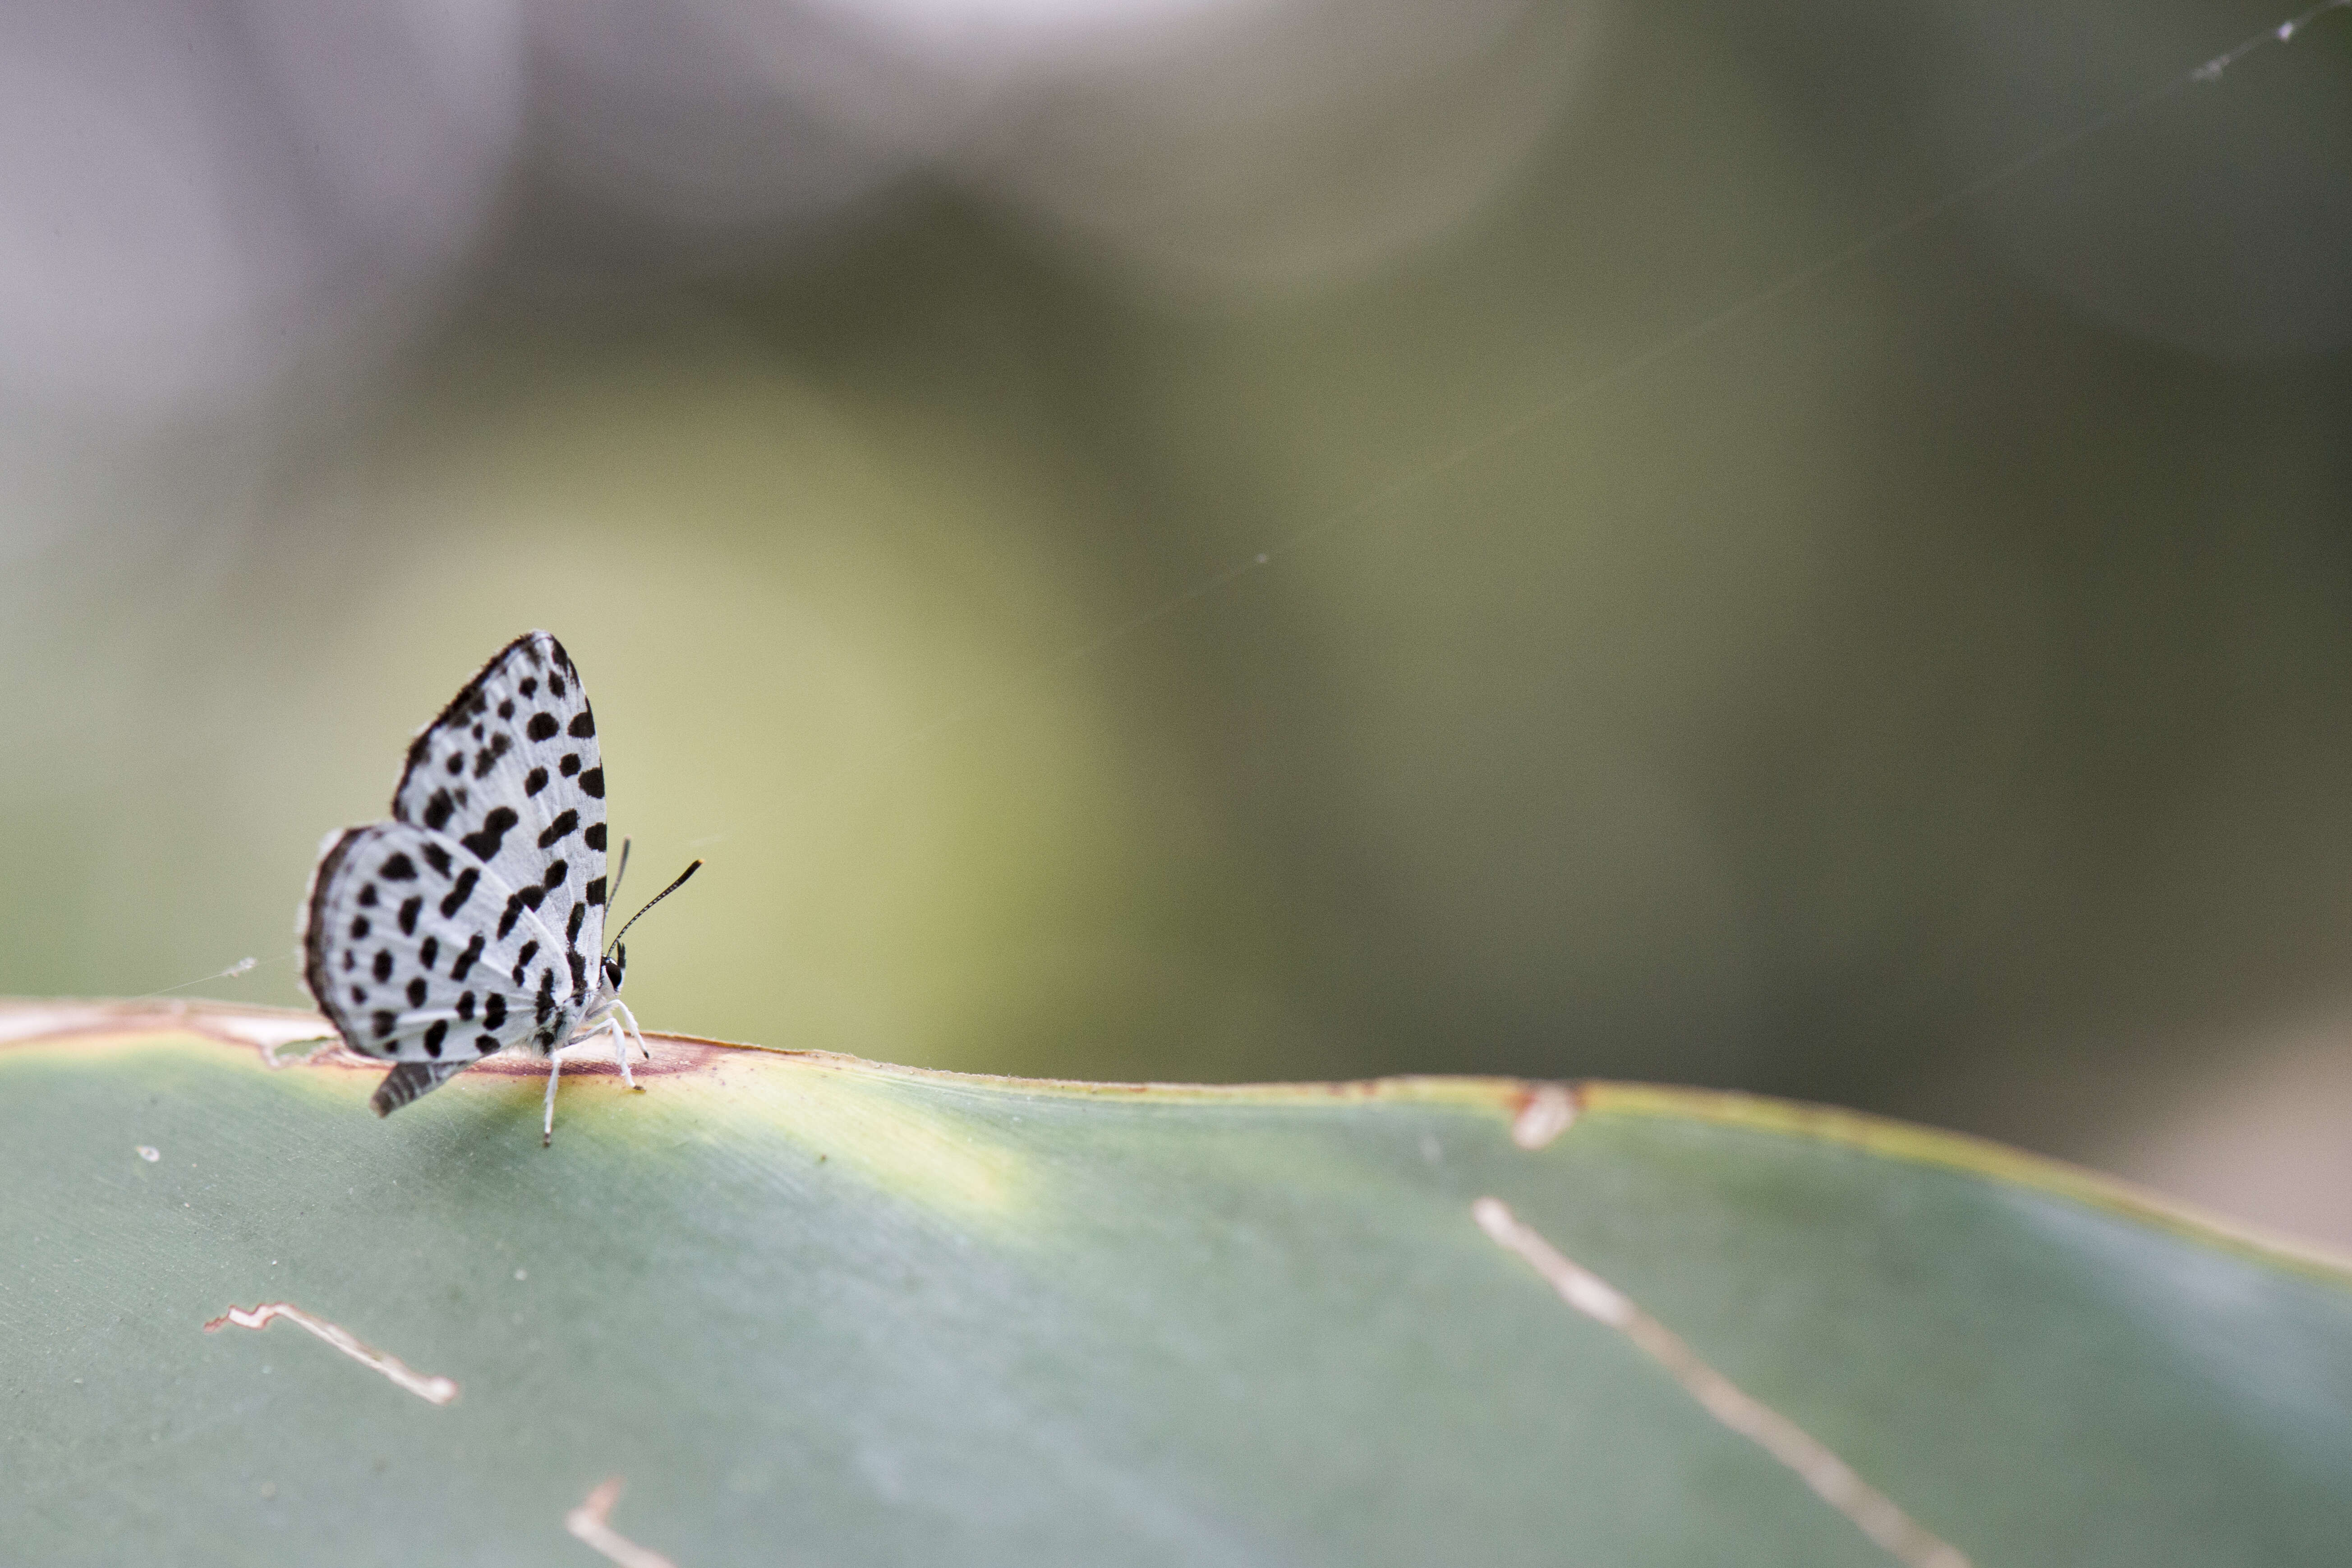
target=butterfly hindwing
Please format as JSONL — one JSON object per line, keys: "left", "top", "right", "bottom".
{"left": 388, "top": 631, "right": 611, "bottom": 1009}
{"left": 303, "top": 823, "right": 581, "bottom": 1072}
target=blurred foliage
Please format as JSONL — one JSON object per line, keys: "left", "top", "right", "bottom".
{"left": 2, "top": 0, "right": 2350, "bottom": 1220}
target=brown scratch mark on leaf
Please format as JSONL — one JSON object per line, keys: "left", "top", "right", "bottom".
{"left": 567, "top": 1477, "right": 679, "bottom": 1568}
{"left": 203, "top": 1302, "right": 459, "bottom": 1406}
{"left": 1510, "top": 1083, "right": 1578, "bottom": 1148}
{"left": 262, "top": 1035, "right": 349, "bottom": 1069}
{"left": 1473, "top": 1197, "right": 1970, "bottom": 1568}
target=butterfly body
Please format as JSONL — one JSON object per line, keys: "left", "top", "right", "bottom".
{"left": 301, "top": 631, "right": 649, "bottom": 1138}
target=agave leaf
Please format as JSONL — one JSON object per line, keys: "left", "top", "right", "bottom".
{"left": 4, "top": 1000, "right": 2348, "bottom": 1566}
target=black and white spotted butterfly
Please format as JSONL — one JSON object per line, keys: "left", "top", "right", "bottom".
{"left": 300, "top": 631, "right": 698, "bottom": 1143}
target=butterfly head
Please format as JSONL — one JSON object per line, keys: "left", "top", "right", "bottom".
{"left": 601, "top": 945, "right": 627, "bottom": 995}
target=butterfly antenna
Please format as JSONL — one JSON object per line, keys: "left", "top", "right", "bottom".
{"left": 608, "top": 837, "right": 634, "bottom": 913}
{"left": 605, "top": 859, "right": 702, "bottom": 956}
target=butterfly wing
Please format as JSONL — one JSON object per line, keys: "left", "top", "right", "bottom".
{"left": 388, "top": 630, "right": 612, "bottom": 1008}
{"left": 302, "top": 823, "right": 583, "bottom": 1112}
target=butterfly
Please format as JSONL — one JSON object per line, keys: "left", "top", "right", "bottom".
{"left": 299, "top": 631, "right": 698, "bottom": 1144}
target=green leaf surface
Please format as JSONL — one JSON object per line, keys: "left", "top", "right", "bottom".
{"left": 4, "top": 1000, "right": 2349, "bottom": 1567}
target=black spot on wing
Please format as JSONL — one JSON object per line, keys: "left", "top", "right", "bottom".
{"left": 421, "top": 842, "right": 451, "bottom": 877}
{"left": 568, "top": 707, "right": 595, "bottom": 739}
{"left": 380, "top": 853, "right": 417, "bottom": 881}
{"left": 423, "top": 1019, "right": 447, "bottom": 1058}
{"left": 439, "top": 868, "right": 479, "bottom": 917}
{"left": 559, "top": 754, "right": 579, "bottom": 777}
{"left": 457, "top": 991, "right": 475, "bottom": 1021}
{"left": 585, "top": 823, "right": 606, "bottom": 851}
{"left": 538, "top": 810, "right": 579, "bottom": 849}
{"left": 579, "top": 767, "right": 604, "bottom": 799}
{"left": 420, "top": 936, "right": 439, "bottom": 970}
{"left": 407, "top": 977, "right": 428, "bottom": 1007}
{"left": 483, "top": 993, "right": 507, "bottom": 1030}
{"left": 567, "top": 902, "right": 585, "bottom": 945}
{"left": 398, "top": 896, "right": 422, "bottom": 936}
{"left": 527, "top": 713, "right": 559, "bottom": 742}
{"left": 451, "top": 933, "right": 485, "bottom": 980}
{"left": 349, "top": 915, "right": 370, "bottom": 940}
{"left": 373, "top": 950, "right": 393, "bottom": 983}
{"left": 586, "top": 876, "right": 606, "bottom": 906}
{"left": 525, "top": 767, "right": 549, "bottom": 796}
{"left": 473, "top": 732, "right": 512, "bottom": 778}
{"left": 461, "top": 807, "right": 518, "bottom": 861}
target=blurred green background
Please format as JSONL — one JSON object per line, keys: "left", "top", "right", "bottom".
{"left": 4, "top": 0, "right": 2351, "bottom": 1242}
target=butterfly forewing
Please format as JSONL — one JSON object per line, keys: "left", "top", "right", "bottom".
{"left": 303, "top": 823, "right": 577, "bottom": 1064}
{"left": 387, "top": 631, "right": 611, "bottom": 1003}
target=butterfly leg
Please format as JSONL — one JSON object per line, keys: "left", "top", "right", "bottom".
{"left": 605, "top": 1015, "right": 640, "bottom": 1092}
{"left": 542, "top": 1053, "right": 563, "bottom": 1148}
{"left": 611, "top": 999, "right": 651, "bottom": 1062}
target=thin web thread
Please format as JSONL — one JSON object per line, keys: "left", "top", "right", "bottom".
{"left": 130, "top": 955, "right": 269, "bottom": 1002}
{"left": 792, "top": 1, "right": 2347, "bottom": 803}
